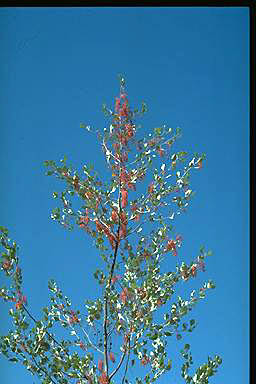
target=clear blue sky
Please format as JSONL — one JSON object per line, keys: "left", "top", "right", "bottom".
{"left": 0, "top": 7, "right": 249, "bottom": 384}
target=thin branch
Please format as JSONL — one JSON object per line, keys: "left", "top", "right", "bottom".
{"left": 22, "top": 305, "right": 91, "bottom": 382}
{"left": 30, "top": 354, "right": 59, "bottom": 384}
{"left": 80, "top": 326, "right": 104, "bottom": 354}
{"left": 109, "top": 350, "right": 126, "bottom": 380}
{"left": 121, "top": 339, "right": 131, "bottom": 384}
{"left": 22, "top": 306, "right": 68, "bottom": 356}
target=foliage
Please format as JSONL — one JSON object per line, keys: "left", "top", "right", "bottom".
{"left": 0, "top": 77, "right": 221, "bottom": 384}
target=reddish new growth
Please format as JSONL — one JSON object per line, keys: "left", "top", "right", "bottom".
{"left": 68, "top": 310, "right": 80, "bottom": 325}
{"left": 111, "top": 209, "right": 119, "bottom": 223}
{"left": 120, "top": 287, "right": 129, "bottom": 304}
{"left": 95, "top": 220, "right": 117, "bottom": 248}
{"left": 125, "top": 123, "right": 134, "bottom": 138}
{"left": 111, "top": 275, "right": 122, "bottom": 284}
{"left": 99, "top": 371, "right": 108, "bottom": 384}
{"left": 109, "top": 352, "right": 115, "bottom": 363}
{"left": 141, "top": 355, "right": 150, "bottom": 366}
{"left": 191, "top": 264, "right": 197, "bottom": 277}
{"left": 98, "top": 359, "right": 103, "bottom": 372}
{"left": 2, "top": 260, "right": 11, "bottom": 271}
{"left": 79, "top": 342, "right": 86, "bottom": 350}
{"left": 121, "top": 189, "right": 128, "bottom": 208}
{"left": 131, "top": 204, "right": 140, "bottom": 221}
{"left": 79, "top": 209, "right": 90, "bottom": 228}
{"left": 148, "top": 182, "right": 155, "bottom": 194}
{"left": 14, "top": 291, "right": 27, "bottom": 310}
{"left": 157, "top": 147, "right": 165, "bottom": 157}
{"left": 198, "top": 160, "right": 203, "bottom": 169}
{"left": 166, "top": 239, "right": 177, "bottom": 256}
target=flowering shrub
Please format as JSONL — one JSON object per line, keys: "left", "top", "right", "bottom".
{"left": 0, "top": 77, "right": 221, "bottom": 384}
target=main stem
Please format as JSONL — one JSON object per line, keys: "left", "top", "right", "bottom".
{"left": 103, "top": 178, "right": 122, "bottom": 377}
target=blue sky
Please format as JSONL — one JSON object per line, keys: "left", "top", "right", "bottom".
{"left": 0, "top": 7, "right": 249, "bottom": 384}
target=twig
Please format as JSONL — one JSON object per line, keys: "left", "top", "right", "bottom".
{"left": 121, "top": 339, "right": 131, "bottom": 384}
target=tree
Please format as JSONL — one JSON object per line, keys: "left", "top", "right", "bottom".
{"left": 0, "top": 77, "right": 222, "bottom": 384}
